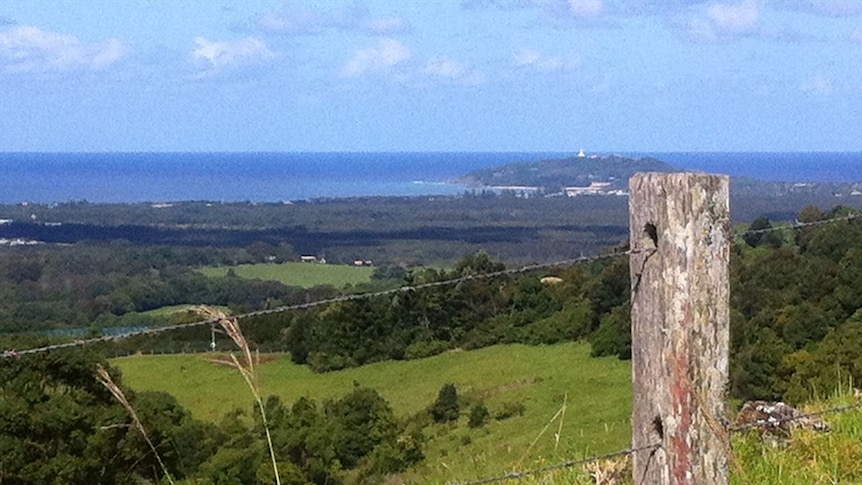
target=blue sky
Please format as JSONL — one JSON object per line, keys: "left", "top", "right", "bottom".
{"left": 1, "top": 0, "right": 861, "bottom": 152}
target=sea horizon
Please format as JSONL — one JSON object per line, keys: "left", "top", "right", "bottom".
{"left": 1, "top": 151, "right": 861, "bottom": 204}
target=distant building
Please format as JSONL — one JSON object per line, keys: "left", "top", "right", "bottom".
{"left": 565, "top": 181, "right": 611, "bottom": 197}
{"left": 577, "top": 148, "right": 586, "bottom": 158}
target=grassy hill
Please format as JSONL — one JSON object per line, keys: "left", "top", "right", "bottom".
{"left": 197, "top": 261, "right": 374, "bottom": 288}
{"left": 458, "top": 154, "right": 679, "bottom": 191}
{"left": 114, "top": 343, "right": 862, "bottom": 484}
{"left": 114, "top": 342, "right": 632, "bottom": 483}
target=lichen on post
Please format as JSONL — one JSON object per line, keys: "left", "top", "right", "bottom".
{"left": 629, "top": 172, "right": 730, "bottom": 485}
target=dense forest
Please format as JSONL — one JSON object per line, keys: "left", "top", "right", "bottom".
{"left": 4, "top": 198, "right": 862, "bottom": 483}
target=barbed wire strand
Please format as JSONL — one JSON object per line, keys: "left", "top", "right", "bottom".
{"left": 445, "top": 214, "right": 862, "bottom": 485}
{"left": 4, "top": 210, "right": 862, "bottom": 485}
{"left": 733, "top": 212, "right": 861, "bottom": 238}
{"left": 5, "top": 212, "right": 862, "bottom": 359}
{"left": 1, "top": 249, "right": 632, "bottom": 359}
{"left": 728, "top": 399, "right": 862, "bottom": 434}
{"left": 446, "top": 442, "right": 661, "bottom": 485}
{"left": 448, "top": 398, "right": 862, "bottom": 485}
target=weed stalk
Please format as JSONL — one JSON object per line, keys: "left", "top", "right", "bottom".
{"left": 96, "top": 364, "right": 176, "bottom": 485}
{"left": 196, "top": 306, "right": 281, "bottom": 485}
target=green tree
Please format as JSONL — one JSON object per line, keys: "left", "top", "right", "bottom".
{"left": 588, "top": 302, "right": 631, "bottom": 359}
{"left": 279, "top": 396, "right": 340, "bottom": 485}
{"left": 782, "top": 311, "right": 862, "bottom": 403}
{"left": 0, "top": 348, "right": 214, "bottom": 484}
{"left": 429, "top": 383, "right": 460, "bottom": 423}
{"left": 795, "top": 204, "right": 826, "bottom": 251}
{"left": 325, "top": 385, "right": 398, "bottom": 469}
{"left": 743, "top": 216, "right": 782, "bottom": 248}
{"left": 585, "top": 258, "right": 629, "bottom": 331}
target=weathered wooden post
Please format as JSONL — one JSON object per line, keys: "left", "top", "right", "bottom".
{"left": 629, "top": 172, "right": 730, "bottom": 484}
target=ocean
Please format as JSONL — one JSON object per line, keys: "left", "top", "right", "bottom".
{"left": 1, "top": 152, "right": 861, "bottom": 204}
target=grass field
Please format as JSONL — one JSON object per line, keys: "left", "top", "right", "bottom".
{"left": 113, "top": 344, "right": 862, "bottom": 484}
{"left": 197, "top": 261, "right": 374, "bottom": 288}
{"left": 114, "top": 342, "right": 633, "bottom": 484}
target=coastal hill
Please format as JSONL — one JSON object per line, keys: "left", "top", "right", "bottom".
{"left": 457, "top": 153, "right": 862, "bottom": 207}
{"left": 457, "top": 154, "right": 679, "bottom": 192}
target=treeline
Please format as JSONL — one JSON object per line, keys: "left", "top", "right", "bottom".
{"left": 5, "top": 204, "right": 862, "bottom": 406}
{"left": 107, "top": 205, "right": 862, "bottom": 405}
{"left": 0, "top": 243, "right": 327, "bottom": 333}
{"left": 0, "top": 347, "right": 426, "bottom": 484}
{"left": 729, "top": 206, "right": 862, "bottom": 403}
{"left": 100, "top": 250, "right": 625, "bottom": 367}
{"left": 5, "top": 205, "right": 862, "bottom": 483}
{"left": 279, "top": 252, "right": 625, "bottom": 372}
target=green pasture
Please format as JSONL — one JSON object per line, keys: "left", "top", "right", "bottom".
{"left": 113, "top": 343, "right": 862, "bottom": 485}
{"left": 115, "top": 342, "right": 633, "bottom": 484}
{"left": 197, "top": 261, "right": 374, "bottom": 288}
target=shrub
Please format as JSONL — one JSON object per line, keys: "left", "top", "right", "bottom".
{"left": 494, "top": 401, "right": 526, "bottom": 420}
{"left": 429, "top": 383, "right": 460, "bottom": 423}
{"left": 468, "top": 403, "right": 490, "bottom": 428}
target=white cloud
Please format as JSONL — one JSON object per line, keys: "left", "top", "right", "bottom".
{"left": 514, "top": 48, "right": 578, "bottom": 71}
{"left": 707, "top": 0, "right": 759, "bottom": 32}
{"left": 852, "top": 27, "right": 862, "bottom": 42}
{"left": 680, "top": 0, "right": 760, "bottom": 41}
{"left": 568, "top": 0, "right": 605, "bottom": 17}
{"left": 423, "top": 57, "right": 485, "bottom": 85}
{"left": 0, "top": 25, "right": 125, "bottom": 73}
{"left": 341, "top": 38, "right": 411, "bottom": 78}
{"left": 192, "top": 36, "right": 275, "bottom": 74}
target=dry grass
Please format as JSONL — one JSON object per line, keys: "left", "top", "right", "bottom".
{"left": 96, "top": 364, "right": 176, "bottom": 485}
{"left": 193, "top": 305, "right": 282, "bottom": 485}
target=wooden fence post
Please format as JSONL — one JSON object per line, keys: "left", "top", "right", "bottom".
{"left": 629, "top": 172, "right": 730, "bottom": 484}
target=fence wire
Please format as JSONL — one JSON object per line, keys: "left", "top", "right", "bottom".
{"left": 450, "top": 397, "right": 862, "bottom": 485}
{"left": 446, "top": 442, "right": 661, "bottom": 485}
{"left": 732, "top": 211, "right": 861, "bottom": 238}
{"left": 4, "top": 209, "right": 862, "bottom": 483}
{"left": 4, "top": 212, "right": 860, "bottom": 359}
{"left": 728, "top": 398, "right": 862, "bottom": 434}
{"left": 446, "top": 213, "right": 862, "bottom": 485}
{"left": 1, "top": 249, "right": 631, "bottom": 359}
